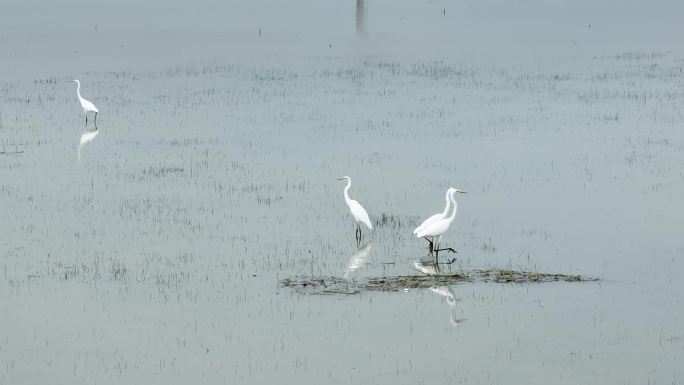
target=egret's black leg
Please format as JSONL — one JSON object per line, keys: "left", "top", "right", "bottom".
{"left": 94, "top": 112, "right": 97, "bottom": 127}
{"left": 423, "top": 236, "right": 434, "bottom": 254}
{"left": 434, "top": 247, "right": 456, "bottom": 264}
{"left": 85, "top": 114, "right": 88, "bottom": 125}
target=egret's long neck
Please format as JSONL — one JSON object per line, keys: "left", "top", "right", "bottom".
{"left": 76, "top": 82, "right": 83, "bottom": 101}
{"left": 343, "top": 179, "right": 352, "bottom": 206}
{"left": 441, "top": 190, "right": 452, "bottom": 216}
{"left": 447, "top": 195, "right": 459, "bottom": 223}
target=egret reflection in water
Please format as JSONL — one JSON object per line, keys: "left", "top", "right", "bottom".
{"left": 78, "top": 128, "right": 98, "bottom": 161}
{"left": 414, "top": 261, "right": 466, "bottom": 325}
{"left": 344, "top": 241, "right": 372, "bottom": 278}
{"left": 430, "top": 286, "right": 466, "bottom": 325}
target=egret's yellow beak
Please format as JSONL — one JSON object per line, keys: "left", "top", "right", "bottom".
{"left": 337, "top": 177, "right": 346, "bottom": 180}
{"left": 458, "top": 191, "right": 467, "bottom": 194}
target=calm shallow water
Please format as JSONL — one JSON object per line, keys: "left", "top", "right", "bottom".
{"left": 1, "top": 0, "right": 684, "bottom": 384}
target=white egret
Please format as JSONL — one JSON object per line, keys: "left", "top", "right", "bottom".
{"left": 415, "top": 188, "right": 466, "bottom": 258}
{"left": 68, "top": 79, "right": 99, "bottom": 126}
{"left": 337, "top": 176, "right": 372, "bottom": 242}
{"left": 413, "top": 187, "right": 457, "bottom": 252}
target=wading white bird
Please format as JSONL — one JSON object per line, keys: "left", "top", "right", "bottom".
{"left": 413, "top": 187, "right": 457, "bottom": 251}
{"left": 337, "top": 176, "right": 372, "bottom": 242}
{"left": 68, "top": 79, "right": 99, "bottom": 125}
{"left": 415, "top": 188, "right": 466, "bottom": 258}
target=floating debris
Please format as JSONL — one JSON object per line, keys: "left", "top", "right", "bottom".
{"left": 280, "top": 269, "right": 598, "bottom": 295}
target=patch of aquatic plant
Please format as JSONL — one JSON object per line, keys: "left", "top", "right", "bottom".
{"left": 281, "top": 269, "right": 598, "bottom": 295}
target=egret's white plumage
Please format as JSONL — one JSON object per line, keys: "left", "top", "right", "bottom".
{"left": 338, "top": 176, "right": 372, "bottom": 231}
{"left": 68, "top": 79, "right": 99, "bottom": 124}
{"left": 413, "top": 187, "right": 457, "bottom": 234}
{"left": 416, "top": 188, "right": 466, "bottom": 249}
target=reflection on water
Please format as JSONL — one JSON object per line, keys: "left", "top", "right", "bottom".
{"left": 344, "top": 241, "right": 371, "bottom": 278}
{"left": 414, "top": 260, "right": 466, "bottom": 325}
{"left": 1, "top": 0, "right": 682, "bottom": 377}
{"left": 429, "top": 286, "right": 466, "bottom": 325}
{"left": 429, "top": 286, "right": 458, "bottom": 307}
{"left": 356, "top": 0, "right": 365, "bottom": 34}
{"left": 413, "top": 259, "right": 457, "bottom": 276}
{"left": 414, "top": 260, "right": 439, "bottom": 276}
{"left": 77, "top": 128, "right": 98, "bottom": 161}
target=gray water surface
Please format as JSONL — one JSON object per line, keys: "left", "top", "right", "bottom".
{"left": 1, "top": 0, "right": 683, "bottom": 384}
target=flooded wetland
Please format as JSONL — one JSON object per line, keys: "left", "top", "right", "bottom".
{"left": 1, "top": 0, "right": 684, "bottom": 383}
